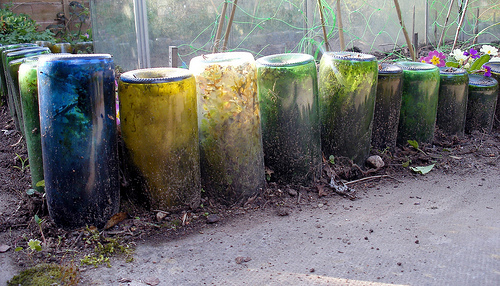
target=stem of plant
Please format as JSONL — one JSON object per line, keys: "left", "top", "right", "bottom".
{"left": 452, "top": 0, "right": 470, "bottom": 51}
{"left": 393, "top": 0, "right": 415, "bottom": 61}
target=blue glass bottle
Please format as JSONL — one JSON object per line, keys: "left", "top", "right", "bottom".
{"left": 38, "top": 54, "right": 119, "bottom": 229}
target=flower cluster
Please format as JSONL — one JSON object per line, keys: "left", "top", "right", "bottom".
{"left": 420, "top": 45, "right": 499, "bottom": 77}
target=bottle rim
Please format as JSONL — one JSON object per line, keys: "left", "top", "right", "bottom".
{"left": 120, "top": 67, "right": 193, "bottom": 84}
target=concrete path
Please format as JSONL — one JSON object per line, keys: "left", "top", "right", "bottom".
{"left": 79, "top": 167, "right": 500, "bottom": 286}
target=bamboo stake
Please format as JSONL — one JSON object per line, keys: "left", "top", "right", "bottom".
{"left": 393, "top": 0, "right": 415, "bottom": 61}
{"left": 317, "top": 0, "right": 330, "bottom": 51}
{"left": 213, "top": 1, "right": 228, "bottom": 53}
{"left": 222, "top": 0, "right": 238, "bottom": 52}
{"left": 437, "top": 0, "right": 455, "bottom": 50}
{"left": 472, "top": 8, "right": 479, "bottom": 45}
{"left": 336, "top": 0, "right": 345, "bottom": 51}
{"left": 452, "top": 0, "right": 469, "bottom": 51}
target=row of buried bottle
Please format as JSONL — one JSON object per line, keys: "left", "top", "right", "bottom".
{"left": 1, "top": 47, "right": 498, "bottom": 229}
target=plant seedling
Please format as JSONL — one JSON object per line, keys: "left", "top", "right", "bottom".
{"left": 13, "top": 153, "right": 29, "bottom": 172}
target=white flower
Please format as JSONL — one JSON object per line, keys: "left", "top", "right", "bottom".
{"left": 451, "top": 49, "right": 467, "bottom": 63}
{"left": 480, "top": 45, "right": 499, "bottom": 56}
{"left": 463, "top": 62, "right": 470, "bottom": 69}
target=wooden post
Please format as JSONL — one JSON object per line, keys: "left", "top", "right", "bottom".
{"left": 169, "top": 46, "right": 178, "bottom": 68}
{"left": 63, "top": 0, "right": 70, "bottom": 20}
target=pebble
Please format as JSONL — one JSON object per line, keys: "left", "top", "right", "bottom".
{"left": 288, "top": 189, "right": 298, "bottom": 197}
{"left": 366, "top": 155, "right": 385, "bottom": 169}
{"left": 206, "top": 214, "right": 220, "bottom": 224}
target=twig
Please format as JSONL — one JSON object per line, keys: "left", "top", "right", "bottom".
{"left": 222, "top": 0, "right": 238, "bottom": 52}
{"left": 317, "top": 0, "right": 330, "bottom": 51}
{"left": 437, "top": 0, "right": 455, "bottom": 49}
{"left": 336, "top": 0, "right": 345, "bottom": 51}
{"left": 452, "top": 0, "right": 469, "bottom": 51}
{"left": 393, "top": 0, "right": 415, "bottom": 61}
{"left": 10, "top": 136, "right": 23, "bottom": 147}
{"left": 213, "top": 0, "right": 228, "bottom": 53}
{"left": 344, "top": 175, "right": 402, "bottom": 186}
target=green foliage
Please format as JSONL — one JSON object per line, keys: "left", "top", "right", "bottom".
{"left": 28, "top": 239, "right": 42, "bottom": 252}
{"left": 410, "top": 164, "right": 435, "bottom": 175}
{"left": 328, "top": 155, "right": 335, "bottom": 165}
{"left": 46, "top": 1, "right": 91, "bottom": 44}
{"left": 13, "top": 153, "right": 29, "bottom": 172}
{"left": 0, "top": 5, "right": 54, "bottom": 45}
{"left": 80, "top": 227, "right": 134, "bottom": 267}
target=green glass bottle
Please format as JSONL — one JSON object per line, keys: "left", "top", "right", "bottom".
{"left": 318, "top": 52, "right": 378, "bottom": 166}
{"left": 487, "top": 62, "right": 500, "bottom": 128}
{"left": 256, "top": 53, "right": 321, "bottom": 185}
{"left": 18, "top": 57, "right": 44, "bottom": 192}
{"left": 436, "top": 67, "right": 468, "bottom": 136}
{"left": 119, "top": 68, "right": 201, "bottom": 209}
{"left": 396, "top": 61, "right": 440, "bottom": 145}
{"left": 372, "top": 63, "right": 403, "bottom": 151}
{"left": 465, "top": 74, "right": 498, "bottom": 134}
{"left": 190, "top": 52, "right": 265, "bottom": 205}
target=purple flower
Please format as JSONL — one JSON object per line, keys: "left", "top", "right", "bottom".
{"left": 419, "top": 56, "right": 430, "bottom": 64}
{"left": 483, "top": 65, "right": 491, "bottom": 77}
{"left": 464, "top": 48, "right": 480, "bottom": 59}
{"left": 428, "top": 50, "right": 446, "bottom": 67}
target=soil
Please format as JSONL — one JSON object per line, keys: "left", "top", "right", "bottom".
{"left": 1, "top": 80, "right": 500, "bottom": 284}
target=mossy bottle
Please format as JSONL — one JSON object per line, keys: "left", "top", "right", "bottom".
{"left": 436, "top": 67, "right": 468, "bottom": 136}
{"left": 118, "top": 68, "right": 201, "bottom": 210}
{"left": 5, "top": 48, "right": 51, "bottom": 134}
{"left": 318, "top": 52, "right": 378, "bottom": 166}
{"left": 190, "top": 52, "right": 265, "bottom": 205}
{"left": 50, "top": 42, "right": 73, "bottom": 53}
{"left": 256, "top": 53, "right": 321, "bottom": 185}
{"left": 465, "top": 74, "right": 498, "bottom": 134}
{"left": 0, "top": 44, "right": 37, "bottom": 115}
{"left": 395, "top": 62, "right": 440, "bottom": 145}
{"left": 372, "top": 63, "right": 403, "bottom": 151}
{"left": 488, "top": 62, "right": 500, "bottom": 128}
{"left": 37, "top": 54, "right": 119, "bottom": 229}
{"left": 18, "top": 57, "right": 44, "bottom": 192}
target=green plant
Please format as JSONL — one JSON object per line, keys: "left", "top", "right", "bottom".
{"left": 13, "top": 153, "right": 29, "bottom": 172}
{"left": 0, "top": 5, "right": 54, "bottom": 45}
{"left": 47, "top": 1, "right": 91, "bottom": 44}
{"left": 80, "top": 227, "right": 134, "bottom": 267}
{"left": 34, "top": 214, "right": 47, "bottom": 245}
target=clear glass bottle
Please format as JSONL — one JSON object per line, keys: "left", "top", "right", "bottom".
{"left": 395, "top": 61, "right": 440, "bottom": 145}
{"left": 38, "top": 54, "right": 119, "bottom": 229}
{"left": 119, "top": 68, "right": 201, "bottom": 209}
{"left": 318, "top": 51, "right": 378, "bottom": 166}
{"left": 190, "top": 52, "right": 265, "bottom": 205}
{"left": 256, "top": 53, "right": 321, "bottom": 185}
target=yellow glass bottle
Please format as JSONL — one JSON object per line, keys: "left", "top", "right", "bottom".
{"left": 119, "top": 68, "right": 201, "bottom": 209}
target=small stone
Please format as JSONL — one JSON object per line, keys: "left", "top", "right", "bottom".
{"left": 143, "top": 277, "right": 160, "bottom": 286}
{"left": 366, "top": 155, "right": 385, "bottom": 169}
{"left": 206, "top": 214, "right": 220, "bottom": 224}
{"left": 0, "top": 244, "right": 10, "bottom": 253}
{"left": 318, "top": 203, "right": 324, "bottom": 208}
{"left": 235, "top": 256, "right": 252, "bottom": 264}
{"left": 277, "top": 207, "right": 289, "bottom": 216}
{"left": 288, "top": 189, "right": 298, "bottom": 197}
{"left": 156, "top": 211, "right": 168, "bottom": 221}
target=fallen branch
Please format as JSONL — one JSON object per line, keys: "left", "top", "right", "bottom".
{"left": 345, "top": 175, "right": 402, "bottom": 186}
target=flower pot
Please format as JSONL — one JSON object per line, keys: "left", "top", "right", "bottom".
{"left": 372, "top": 63, "right": 403, "bottom": 151}
{"left": 465, "top": 74, "right": 498, "bottom": 134}
{"left": 18, "top": 57, "right": 45, "bottom": 192}
{"left": 318, "top": 52, "right": 378, "bottom": 166}
{"left": 118, "top": 68, "right": 201, "bottom": 209}
{"left": 396, "top": 61, "right": 440, "bottom": 145}
{"left": 5, "top": 48, "right": 51, "bottom": 134}
{"left": 190, "top": 52, "right": 265, "bottom": 205}
{"left": 487, "top": 62, "right": 500, "bottom": 128}
{"left": 256, "top": 53, "right": 321, "bottom": 185}
{"left": 436, "top": 67, "right": 469, "bottom": 136}
{"left": 38, "top": 54, "right": 119, "bottom": 229}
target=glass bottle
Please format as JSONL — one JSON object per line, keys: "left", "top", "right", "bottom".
{"left": 256, "top": 53, "right": 321, "bottom": 185}
{"left": 436, "top": 67, "right": 468, "bottom": 136}
{"left": 118, "top": 68, "right": 201, "bottom": 209}
{"left": 318, "top": 51, "right": 378, "bottom": 166}
{"left": 465, "top": 74, "right": 498, "bottom": 134}
{"left": 18, "top": 57, "right": 44, "bottom": 192}
{"left": 372, "top": 63, "right": 403, "bottom": 151}
{"left": 190, "top": 52, "right": 265, "bottom": 205}
{"left": 396, "top": 61, "right": 440, "bottom": 145}
{"left": 37, "top": 54, "right": 119, "bottom": 229}
{"left": 487, "top": 62, "right": 500, "bottom": 128}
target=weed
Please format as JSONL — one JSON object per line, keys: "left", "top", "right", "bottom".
{"left": 13, "top": 153, "right": 29, "bottom": 172}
